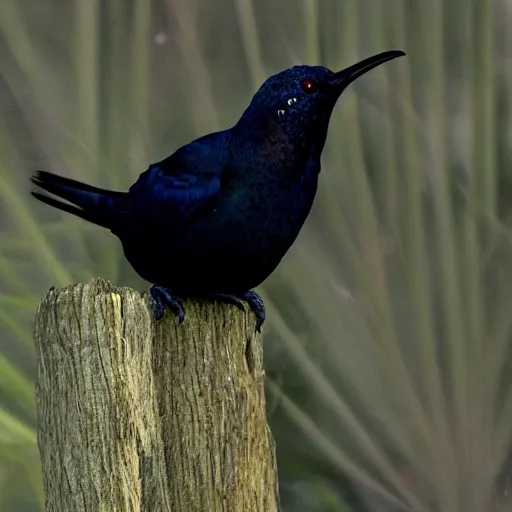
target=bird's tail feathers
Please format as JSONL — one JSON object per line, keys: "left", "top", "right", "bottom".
{"left": 30, "top": 170, "right": 127, "bottom": 230}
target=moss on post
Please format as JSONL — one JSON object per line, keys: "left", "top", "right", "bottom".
{"left": 33, "top": 278, "right": 279, "bottom": 512}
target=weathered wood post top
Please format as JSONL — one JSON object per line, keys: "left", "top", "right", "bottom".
{"left": 33, "top": 277, "right": 280, "bottom": 512}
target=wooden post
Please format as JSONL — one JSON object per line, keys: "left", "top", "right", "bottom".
{"left": 33, "top": 278, "right": 280, "bottom": 512}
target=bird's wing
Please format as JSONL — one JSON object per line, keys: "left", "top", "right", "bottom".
{"left": 122, "top": 132, "right": 227, "bottom": 231}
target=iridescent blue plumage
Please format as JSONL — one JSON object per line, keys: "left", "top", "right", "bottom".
{"left": 125, "top": 131, "right": 228, "bottom": 229}
{"left": 30, "top": 50, "right": 405, "bottom": 331}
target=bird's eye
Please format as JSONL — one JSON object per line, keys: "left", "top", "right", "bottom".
{"left": 300, "top": 78, "right": 319, "bottom": 94}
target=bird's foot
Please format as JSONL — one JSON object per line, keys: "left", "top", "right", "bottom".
{"left": 149, "top": 285, "right": 185, "bottom": 323}
{"left": 205, "top": 290, "right": 265, "bottom": 332}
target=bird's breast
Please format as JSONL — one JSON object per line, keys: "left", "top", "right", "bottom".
{"left": 228, "top": 172, "right": 318, "bottom": 251}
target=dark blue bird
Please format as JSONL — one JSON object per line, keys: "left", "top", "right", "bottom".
{"left": 31, "top": 50, "right": 405, "bottom": 331}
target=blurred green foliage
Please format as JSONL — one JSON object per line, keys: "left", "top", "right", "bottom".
{"left": 1, "top": 0, "right": 512, "bottom": 510}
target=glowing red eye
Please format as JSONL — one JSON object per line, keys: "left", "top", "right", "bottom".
{"left": 301, "top": 78, "right": 318, "bottom": 94}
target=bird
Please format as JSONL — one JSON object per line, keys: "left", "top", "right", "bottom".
{"left": 30, "top": 50, "right": 405, "bottom": 332}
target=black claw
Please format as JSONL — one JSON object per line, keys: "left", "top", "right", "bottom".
{"left": 242, "top": 291, "right": 265, "bottom": 332}
{"left": 206, "top": 290, "right": 265, "bottom": 332}
{"left": 149, "top": 285, "right": 186, "bottom": 323}
{"left": 204, "top": 293, "right": 246, "bottom": 311}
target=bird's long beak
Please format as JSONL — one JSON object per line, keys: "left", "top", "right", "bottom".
{"left": 332, "top": 50, "right": 405, "bottom": 91}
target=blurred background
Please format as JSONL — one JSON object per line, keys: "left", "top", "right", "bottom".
{"left": 1, "top": 0, "right": 512, "bottom": 510}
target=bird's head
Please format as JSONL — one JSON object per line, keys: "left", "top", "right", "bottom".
{"left": 237, "top": 50, "right": 405, "bottom": 159}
